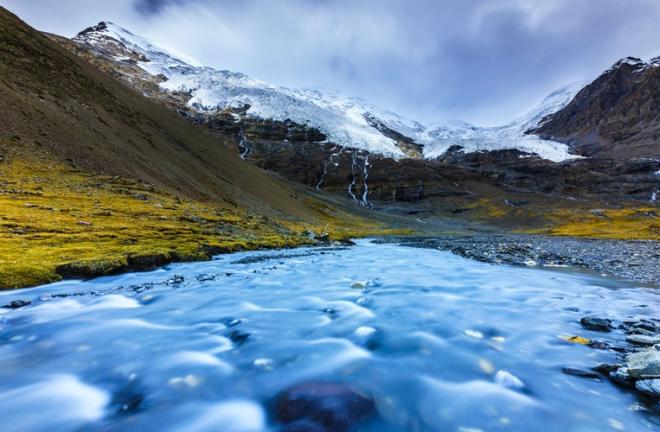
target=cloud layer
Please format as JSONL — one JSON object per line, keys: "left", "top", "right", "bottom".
{"left": 3, "top": 0, "right": 660, "bottom": 125}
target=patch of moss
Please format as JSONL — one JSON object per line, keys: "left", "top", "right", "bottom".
{"left": 536, "top": 208, "right": 660, "bottom": 240}
{"left": 458, "top": 195, "right": 659, "bottom": 241}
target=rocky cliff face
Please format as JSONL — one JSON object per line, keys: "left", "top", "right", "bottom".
{"left": 238, "top": 139, "right": 659, "bottom": 205}
{"left": 529, "top": 57, "right": 660, "bottom": 159}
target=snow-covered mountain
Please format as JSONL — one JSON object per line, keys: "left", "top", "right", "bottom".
{"left": 73, "top": 22, "right": 583, "bottom": 162}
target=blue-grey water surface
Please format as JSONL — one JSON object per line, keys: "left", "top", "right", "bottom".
{"left": 0, "top": 240, "right": 658, "bottom": 431}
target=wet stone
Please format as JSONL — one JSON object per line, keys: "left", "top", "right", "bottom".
{"left": 626, "top": 334, "right": 660, "bottom": 346}
{"left": 2, "top": 300, "right": 31, "bottom": 309}
{"left": 580, "top": 317, "right": 612, "bottom": 332}
{"left": 587, "top": 340, "right": 611, "bottom": 350}
{"left": 593, "top": 363, "right": 620, "bottom": 375}
{"left": 196, "top": 273, "right": 216, "bottom": 282}
{"left": 562, "top": 367, "right": 601, "bottom": 379}
{"left": 225, "top": 330, "right": 250, "bottom": 346}
{"left": 609, "top": 368, "right": 636, "bottom": 388}
{"left": 273, "top": 382, "right": 376, "bottom": 432}
{"left": 633, "top": 321, "right": 658, "bottom": 332}
{"left": 635, "top": 379, "right": 660, "bottom": 398}
{"left": 625, "top": 349, "right": 660, "bottom": 378}
{"left": 166, "top": 275, "right": 185, "bottom": 286}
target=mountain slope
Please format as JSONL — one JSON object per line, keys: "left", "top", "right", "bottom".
{"left": 0, "top": 8, "right": 322, "bottom": 219}
{"left": 529, "top": 57, "right": 660, "bottom": 158}
{"left": 69, "top": 22, "right": 579, "bottom": 162}
{"left": 0, "top": 7, "right": 393, "bottom": 289}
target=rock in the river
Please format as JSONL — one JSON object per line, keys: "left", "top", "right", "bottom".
{"left": 562, "top": 367, "right": 601, "bottom": 379}
{"left": 580, "top": 317, "right": 612, "bottom": 332}
{"left": 609, "top": 368, "right": 636, "bottom": 388}
{"left": 110, "top": 379, "right": 145, "bottom": 416}
{"left": 626, "top": 334, "right": 660, "bottom": 346}
{"left": 225, "top": 330, "right": 250, "bottom": 346}
{"left": 272, "top": 381, "right": 375, "bottom": 432}
{"left": 2, "top": 299, "right": 31, "bottom": 309}
{"left": 593, "top": 363, "right": 620, "bottom": 375}
{"left": 166, "top": 275, "right": 185, "bottom": 286}
{"left": 625, "top": 349, "right": 660, "bottom": 378}
{"left": 635, "top": 379, "right": 660, "bottom": 398}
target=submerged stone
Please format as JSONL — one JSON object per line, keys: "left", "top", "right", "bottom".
{"left": 272, "top": 381, "right": 375, "bottom": 432}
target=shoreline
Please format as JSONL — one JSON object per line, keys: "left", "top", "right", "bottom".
{"left": 3, "top": 231, "right": 659, "bottom": 292}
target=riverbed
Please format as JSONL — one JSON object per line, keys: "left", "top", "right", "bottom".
{"left": 0, "top": 240, "right": 658, "bottom": 431}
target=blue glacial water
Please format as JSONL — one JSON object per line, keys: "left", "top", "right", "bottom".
{"left": 0, "top": 239, "right": 658, "bottom": 431}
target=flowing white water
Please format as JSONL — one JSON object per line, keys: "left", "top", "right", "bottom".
{"left": 0, "top": 240, "right": 657, "bottom": 431}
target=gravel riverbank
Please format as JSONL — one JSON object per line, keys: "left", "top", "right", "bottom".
{"left": 378, "top": 235, "right": 660, "bottom": 286}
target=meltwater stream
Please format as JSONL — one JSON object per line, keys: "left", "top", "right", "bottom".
{"left": 0, "top": 240, "right": 658, "bottom": 431}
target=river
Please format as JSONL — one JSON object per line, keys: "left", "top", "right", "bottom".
{"left": 0, "top": 240, "right": 658, "bottom": 431}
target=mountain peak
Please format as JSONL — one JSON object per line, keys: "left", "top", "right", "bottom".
{"left": 607, "top": 56, "right": 650, "bottom": 73}
{"left": 76, "top": 21, "right": 122, "bottom": 38}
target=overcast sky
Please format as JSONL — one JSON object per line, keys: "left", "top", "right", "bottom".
{"left": 3, "top": 0, "right": 660, "bottom": 126}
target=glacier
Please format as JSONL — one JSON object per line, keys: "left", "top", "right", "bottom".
{"left": 75, "top": 22, "right": 584, "bottom": 162}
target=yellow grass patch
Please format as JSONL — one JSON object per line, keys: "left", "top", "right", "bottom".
{"left": 0, "top": 156, "right": 392, "bottom": 289}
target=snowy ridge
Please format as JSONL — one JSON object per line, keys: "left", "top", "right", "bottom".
{"left": 604, "top": 56, "right": 652, "bottom": 74}
{"left": 74, "top": 22, "right": 584, "bottom": 162}
{"left": 423, "top": 82, "right": 586, "bottom": 161}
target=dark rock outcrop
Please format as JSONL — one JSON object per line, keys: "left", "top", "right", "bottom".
{"left": 238, "top": 138, "right": 660, "bottom": 205}
{"left": 529, "top": 57, "right": 660, "bottom": 159}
